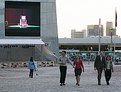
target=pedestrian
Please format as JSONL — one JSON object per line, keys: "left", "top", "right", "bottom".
{"left": 59, "top": 51, "right": 74, "bottom": 86}
{"left": 94, "top": 51, "right": 106, "bottom": 85}
{"left": 105, "top": 55, "right": 113, "bottom": 85}
{"left": 28, "top": 57, "right": 36, "bottom": 78}
{"left": 73, "top": 56, "right": 84, "bottom": 86}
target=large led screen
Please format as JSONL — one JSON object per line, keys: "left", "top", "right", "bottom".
{"left": 5, "top": 1, "right": 40, "bottom": 36}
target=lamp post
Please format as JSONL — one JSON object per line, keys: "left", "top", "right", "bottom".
{"left": 110, "top": 28, "right": 116, "bottom": 62}
{"left": 98, "top": 18, "right": 101, "bottom": 54}
{"left": 110, "top": 30, "right": 113, "bottom": 52}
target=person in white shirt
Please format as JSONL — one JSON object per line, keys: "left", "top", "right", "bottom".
{"left": 59, "top": 51, "right": 74, "bottom": 86}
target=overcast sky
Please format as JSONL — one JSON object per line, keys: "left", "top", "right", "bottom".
{"left": 56, "top": 0, "right": 121, "bottom": 38}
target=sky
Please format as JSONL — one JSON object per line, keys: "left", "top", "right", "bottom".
{"left": 56, "top": 0, "right": 121, "bottom": 38}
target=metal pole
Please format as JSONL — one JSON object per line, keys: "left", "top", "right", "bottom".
{"left": 110, "top": 31, "right": 113, "bottom": 61}
{"left": 114, "top": 28, "right": 116, "bottom": 63}
{"left": 110, "top": 28, "right": 114, "bottom": 62}
{"left": 98, "top": 18, "right": 101, "bottom": 54}
{"left": 111, "top": 32, "right": 113, "bottom": 51}
{"left": 114, "top": 35, "right": 116, "bottom": 63}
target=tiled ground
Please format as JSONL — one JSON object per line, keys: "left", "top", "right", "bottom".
{"left": 0, "top": 62, "right": 121, "bottom": 92}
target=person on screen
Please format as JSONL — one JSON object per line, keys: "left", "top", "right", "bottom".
{"left": 19, "top": 15, "right": 28, "bottom": 27}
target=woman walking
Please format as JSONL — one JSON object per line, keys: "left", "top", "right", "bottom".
{"left": 73, "top": 56, "right": 84, "bottom": 86}
{"left": 105, "top": 55, "right": 113, "bottom": 85}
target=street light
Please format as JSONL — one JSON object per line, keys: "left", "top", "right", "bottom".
{"left": 98, "top": 18, "right": 101, "bottom": 54}
{"left": 110, "top": 28, "right": 116, "bottom": 62}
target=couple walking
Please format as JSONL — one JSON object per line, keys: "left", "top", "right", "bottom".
{"left": 94, "top": 51, "right": 113, "bottom": 85}
{"left": 59, "top": 51, "right": 84, "bottom": 86}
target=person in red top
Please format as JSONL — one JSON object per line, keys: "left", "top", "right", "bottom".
{"left": 73, "top": 56, "right": 84, "bottom": 86}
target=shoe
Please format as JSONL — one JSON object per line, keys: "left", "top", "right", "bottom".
{"left": 107, "top": 81, "right": 110, "bottom": 85}
{"left": 63, "top": 83, "right": 66, "bottom": 85}
{"left": 60, "top": 83, "right": 63, "bottom": 86}
{"left": 29, "top": 76, "right": 33, "bottom": 78}
{"left": 76, "top": 83, "right": 80, "bottom": 86}
{"left": 77, "top": 84, "right": 80, "bottom": 86}
{"left": 98, "top": 80, "right": 101, "bottom": 85}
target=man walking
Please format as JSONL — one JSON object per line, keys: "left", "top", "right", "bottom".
{"left": 94, "top": 51, "right": 106, "bottom": 85}
{"left": 59, "top": 51, "right": 74, "bottom": 86}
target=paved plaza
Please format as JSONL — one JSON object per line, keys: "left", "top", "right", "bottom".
{"left": 0, "top": 62, "right": 121, "bottom": 92}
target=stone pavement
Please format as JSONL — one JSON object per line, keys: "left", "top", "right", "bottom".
{"left": 0, "top": 62, "right": 121, "bottom": 92}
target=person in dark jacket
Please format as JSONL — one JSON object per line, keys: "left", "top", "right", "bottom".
{"left": 28, "top": 57, "right": 36, "bottom": 78}
{"left": 94, "top": 51, "right": 106, "bottom": 85}
{"left": 105, "top": 55, "right": 113, "bottom": 85}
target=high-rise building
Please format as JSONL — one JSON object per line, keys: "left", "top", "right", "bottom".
{"left": 106, "top": 22, "right": 116, "bottom": 36}
{"left": 71, "top": 29, "right": 86, "bottom": 38}
{"left": 87, "top": 25, "right": 103, "bottom": 37}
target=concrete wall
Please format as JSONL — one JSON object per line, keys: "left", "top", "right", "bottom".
{"left": 40, "top": 0, "right": 59, "bottom": 57}
{"left": 0, "top": 45, "right": 33, "bottom": 61}
{"left": 0, "top": 45, "right": 43, "bottom": 62}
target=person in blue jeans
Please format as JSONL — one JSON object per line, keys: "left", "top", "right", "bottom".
{"left": 28, "top": 57, "right": 36, "bottom": 78}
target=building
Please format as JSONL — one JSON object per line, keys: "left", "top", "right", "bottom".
{"left": 106, "top": 22, "right": 116, "bottom": 36}
{"left": 0, "top": 0, "right": 59, "bottom": 62}
{"left": 59, "top": 36, "right": 121, "bottom": 61}
{"left": 87, "top": 25, "right": 103, "bottom": 37}
{"left": 59, "top": 36, "right": 121, "bottom": 51}
{"left": 71, "top": 29, "right": 86, "bottom": 38}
